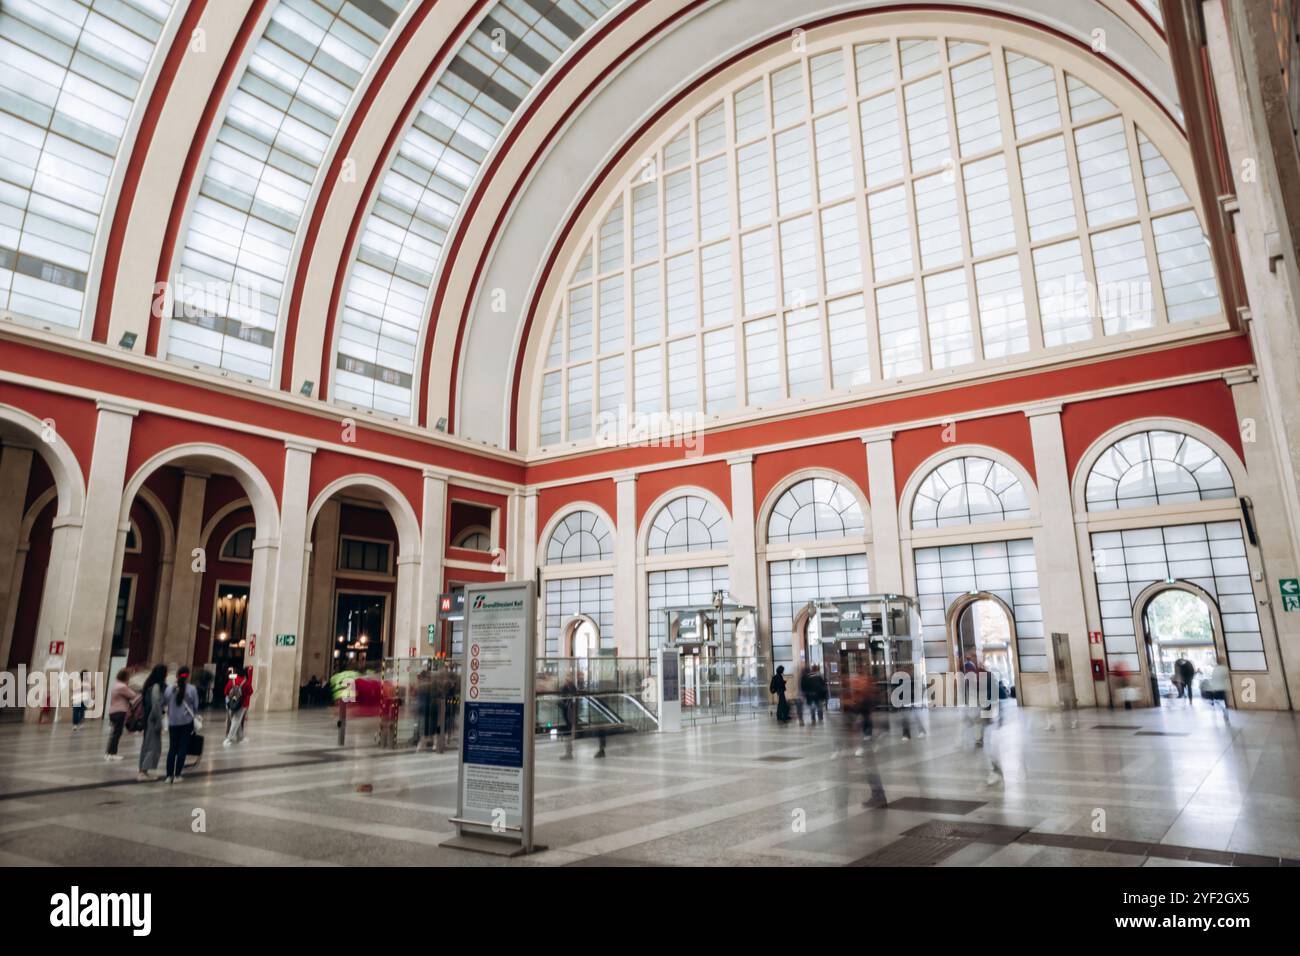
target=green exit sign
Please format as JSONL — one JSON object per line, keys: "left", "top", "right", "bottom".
{"left": 1281, "top": 579, "right": 1300, "bottom": 612}
{"left": 274, "top": 633, "right": 297, "bottom": 647}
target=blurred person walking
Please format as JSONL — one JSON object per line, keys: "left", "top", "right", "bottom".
{"left": 1175, "top": 655, "right": 1196, "bottom": 704}
{"left": 137, "top": 664, "right": 166, "bottom": 780}
{"left": 70, "top": 672, "right": 94, "bottom": 732}
{"left": 162, "top": 666, "right": 199, "bottom": 784}
{"left": 223, "top": 666, "right": 250, "bottom": 746}
{"left": 104, "top": 669, "right": 134, "bottom": 761}
{"left": 770, "top": 665, "right": 791, "bottom": 724}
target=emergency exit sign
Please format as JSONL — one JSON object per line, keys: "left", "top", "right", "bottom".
{"left": 274, "top": 633, "right": 297, "bottom": 647}
{"left": 1281, "top": 578, "right": 1300, "bottom": 612}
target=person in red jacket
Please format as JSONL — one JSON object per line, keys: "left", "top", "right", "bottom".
{"left": 223, "top": 666, "right": 252, "bottom": 746}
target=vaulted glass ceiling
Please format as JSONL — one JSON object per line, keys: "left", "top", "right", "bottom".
{"left": 0, "top": 0, "right": 175, "bottom": 332}
{"left": 165, "top": 0, "right": 407, "bottom": 382}
{"left": 332, "top": 0, "right": 625, "bottom": 419}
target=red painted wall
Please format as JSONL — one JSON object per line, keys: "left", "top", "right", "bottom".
{"left": 892, "top": 413, "right": 1036, "bottom": 502}
{"left": 537, "top": 478, "right": 616, "bottom": 541}
{"left": 753, "top": 439, "right": 870, "bottom": 514}
{"left": 635, "top": 459, "right": 732, "bottom": 527}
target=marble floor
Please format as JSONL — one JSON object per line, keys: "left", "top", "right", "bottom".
{"left": 1, "top": 701, "right": 1298, "bottom": 867}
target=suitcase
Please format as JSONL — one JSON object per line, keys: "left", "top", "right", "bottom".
{"left": 185, "top": 732, "right": 204, "bottom": 769}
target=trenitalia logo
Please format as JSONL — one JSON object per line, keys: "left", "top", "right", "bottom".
{"left": 50, "top": 886, "right": 151, "bottom": 936}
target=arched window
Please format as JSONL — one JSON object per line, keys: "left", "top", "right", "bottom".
{"left": 545, "top": 510, "right": 614, "bottom": 564}
{"left": 648, "top": 495, "right": 728, "bottom": 554}
{"left": 767, "top": 478, "right": 864, "bottom": 544}
{"left": 221, "top": 526, "right": 255, "bottom": 561}
{"left": 453, "top": 527, "right": 492, "bottom": 552}
{"left": 912, "top": 456, "right": 1029, "bottom": 528}
{"left": 536, "top": 28, "right": 1222, "bottom": 446}
{"left": 1085, "top": 430, "right": 1236, "bottom": 511}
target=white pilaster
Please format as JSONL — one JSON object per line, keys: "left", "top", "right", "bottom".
{"left": 862, "top": 431, "right": 903, "bottom": 593}
{"left": 161, "top": 470, "right": 208, "bottom": 665}
{"left": 613, "top": 473, "right": 638, "bottom": 656}
{"left": 727, "top": 455, "right": 758, "bottom": 607}
{"left": 303, "top": 499, "right": 339, "bottom": 682}
{"left": 419, "top": 470, "right": 448, "bottom": 652}
{"left": 1026, "top": 403, "right": 1096, "bottom": 707}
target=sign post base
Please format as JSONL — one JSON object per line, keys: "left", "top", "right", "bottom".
{"left": 440, "top": 833, "right": 547, "bottom": 857}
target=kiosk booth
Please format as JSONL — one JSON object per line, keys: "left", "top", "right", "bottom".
{"left": 660, "top": 597, "right": 761, "bottom": 722}
{"left": 803, "top": 594, "right": 924, "bottom": 709}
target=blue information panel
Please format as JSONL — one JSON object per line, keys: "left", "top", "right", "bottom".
{"left": 462, "top": 701, "right": 525, "bottom": 769}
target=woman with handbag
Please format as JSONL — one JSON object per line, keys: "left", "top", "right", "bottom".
{"left": 162, "top": 666, "right": 200, "bottom": 784}
{"left": 137, "top": 664, "right": 167, "bottom": 780}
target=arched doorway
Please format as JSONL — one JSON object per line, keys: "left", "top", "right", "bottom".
{"left": 1138, "top": 586, "right": 1222, "bottom": 707}
{"left": 563, "top": 614, "right": 600, "bottom": 659}
{"left": 947, "top": 593, "right": 1017, "bottom": 698}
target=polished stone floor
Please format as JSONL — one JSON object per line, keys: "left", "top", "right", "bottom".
{"left": 1, "top": 701, "right": 1297, "bottom": 867}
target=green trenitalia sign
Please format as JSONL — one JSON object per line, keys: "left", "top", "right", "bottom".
{"left": 275, "top": 633, "right": 297, "bottom": 647}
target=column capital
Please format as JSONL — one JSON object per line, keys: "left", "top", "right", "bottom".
{"left": 613, "top": 471, "right": 638, "bottom": 485}
{"left": 860, "top": 428, "right": 894, "bottom": 445}
{"left": 422, "top": 468, "right": 449, "bottom": 482}
{"left": 1223, "top": 368, "right": 1257, "bottom": 387}
{"left": 1023, "top": 401, "right": 1064, "bottom": 418}
{"left": 284, "top": 440, "right": 317, "bottom": 455}
{"left": 726, "top": 453, "right": 754, "bottom": 466}
{"left": 95, "top": 399, "right": 139, "bottom": 417}
{"left": 396, "top": 554, "right": 423, "bottom": 566}
{"left": 251, "top": 538, "right": 279, "bottom": 551}
{"left": 51, "top": 516, "right": 83, "bottom": 530}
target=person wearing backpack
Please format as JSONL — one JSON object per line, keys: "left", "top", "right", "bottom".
{"left": 104, "top": 669, "right": 135, "bottom": 761}
{"left": 137, "top": 664, "right": 166, "bottom": 780}
{"left": 223, "top": 666, "right": 250, "bottom": 746}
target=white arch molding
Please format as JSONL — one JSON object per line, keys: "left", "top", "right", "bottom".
{"left": 899, "top": 444, "right": 1040, "bottom": 537}
{"left": 1126, "top": 579, "right": 1236, "bottom": 709}
{"left": 1070, "top": 417, "right": 1249, "bottom": 516}
{"left": 306, "top": 474, "right": 421, "bottom": 559}
{"left": 945, "top": 590, "right": 1021, "bottom": 680}
{"left": 121, "top": 444, "right": 279, "bottom": 538}
{"left": 636, "top": 486, "right": 733, "bottom": 559}
{"left": 201, "top": 499, "right": 255, "bottom": 555}
{"left": 537, "top": 501, "right": 618, "bottom": 571}
{"left": 755, "top": 468, "right": 872, "bottom": 555}
{"left": 0, "top": 403, "right": 86, "bottom": 518}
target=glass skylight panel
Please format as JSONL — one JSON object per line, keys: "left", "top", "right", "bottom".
{"left": 663, "top": 168, "right": 694, "bottom": 251}
{"left": 1074, "top": 117, "right": 1137, "bottom": 226}
{"left": 1005, "top": 52, "right": 1060, "bottom": 139}
{"left": 1091, "top": 224, "right": 1154, "bottom": 334}
{"left": 784, "top": 306, "right": 824, "bottom": 395}
{"left": 1137, "top": 129, "right": 1189, "bottom": 211}
{"left": 703, "top": 326, "right": 736, "bottom": 410}
{"left": 736, "top": 140, "right": 771, "bottom": 227}
{"left": 599, "top": 200, "right": 624, "bottom": 271}
{"left": 819, "top": 201, "right": 862, "bottom": 295}
{"left": 634, "top": 345, "right": 661, "bottom": 413}
{"left": 1066, "top": 75, "right": 1115, "bottom": 123}
{"left": 598, "top": 274, "right": 624, "bottom": 351}
{"left": 335, "top": 0, "right": 623, "bottom": 416}
{"left": 572, "top": 242, "right": 592, "bottom": 281}
{"left": 867, "top": 185, "right": 912, "bottom": 281}
{"left": 774, "top": 126, "right": 812, "bottom": 214}
{"left": 665, "top": 252, "right": 696, "bottom": 334}
{"left": 963, "top": 154, "right": 1015, "bottom": 256}
{"left": 859, "top": 91, "right": 903, "bottom": 186}
{"left": 975, "top": 254, "right": 1029, "bottom": 356}
{"left": 827, "top": 294, "right": 870, "bottom": 387}
{"left": 667, "top": 336, "right": 698, "bottom": 411}
{"left": 854, "top": 41, "right": 894, "bottom": 95}
{"left": 924, "top": 268, "right": 974, "bottom": 368}
{"left": 779, "top": 214, "right": 817, "bottom": 307}
{"left": 567, "top": 361, "right": 593, "bottom": 439}
{"left": 663, "top": 125, "right": 691, "bottom": 169}
{"left": 172, "top": 0, "right": 402, "bottom": 383}
{"left": 744, "top": 316, "right": 780, "bottom": 404}
{"left": 913, "top": 172, "right": 962, "bottom": 269}
{"left": 899, "top": 38, "right": 940, "bottom": 79}
{"left": 877, "top": 280, "right": 923, "bottom": 377}
{"left": 947, "top": 39, "right": 987, "bottom": 62}
{"left": 810, "top": 50, "right": 846, "bottom": 112}
{"left": 1033, "top": 239, "right": 1093, "bottom": 346}
{"left": 697, "top": 155, "right": 730, "bottom": 239}
{"left": 0, "top": 0, "right": 174, "bottom": 330}
{"left": 567, "top": 284, "right": 593, "bottom": 359}
{"left": 733, "top": 79, "right": 766, "bottom": 141}
{"left": 598, "top": 353, "right": 624, "bottom": 419}
{"left": 632, "top": 262, "right": 660, "bottom": 343}
{"left": 631, "top": 180, "right": 658, "bottom": 261}
{"left": 544, "top": 319, "right": 563, "bottom": 366}
{"left": 770, "top": 62, "right": 806, "bottom": 128}
{"left": 1018, "top": 135, "right": 1077, "bottom": 239}
{"left": 700, "top": 240, "right": 732, "bottom": 326}
{"left": 696, "top": 103, "right": 725, "bottom": 156}
{"left": 813, "top": 110, "right": 853, "bottom": 202}
{"left": 539, "top": 370, "right": 562, "bottom": 443}
{"left": 741, "top": 226, "right": 775, "bottom": 314}
{"left": 951, "top": 55, "right": 1000, "bottom": 155}
{"left": 1153, "top": 211, "right": 1221, "bottom": 322}
{"left": 904, "top": 73, "right": 950, "bottom": 172}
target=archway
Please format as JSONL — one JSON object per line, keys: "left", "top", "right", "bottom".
{"left": 563, "top": 614, "right": 601, "bottom": 659}
{"left": 1136, "top": 585, "right": 1224, "bottom": 708}
{"left": 947, "top": 592, "right": 1018, "bottom": 699}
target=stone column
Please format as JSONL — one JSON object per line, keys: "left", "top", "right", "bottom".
{"left": 302, "top": 499, "right": 339, "bottom": 682}
{"left": 0, "top": 445, "right": 34, "bottom": 668}
{"left": 419, "top": 470, "right": 448, "bottom": 653}
{"left": 394, "top": 554, "right": 420, "bottom": 658}
{"left": 727, "top": 455, "right": 759, "bottom": 608}
{"left": 862, "top": 430, "right": 903, "bottom": 593}
{"left": 254, "top": 441, "right": 313, "bottom": 712}
{"left": 613, "top": 473, "right": 638, "bottom": 656}
{"left": 519, "top": 488, "right": 540, "bottom": 654}
{"left": 1026, "top": 402, "right": 1096, "bottom": 707}
{"left": 161, "top": 470, "right": 208, "bottom": 665}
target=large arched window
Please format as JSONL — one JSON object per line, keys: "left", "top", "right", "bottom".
{"left": 911, "top": 456, "right": 1030, "bottom": 528}
{"left": 0, "top": 0, "right": 177, "bottom": 332}
{"left": 647, "top": 495, "right": 728, "bottom": 554}
{"left": 535, "top": 25, "right": 1222, "bottom": 446}
{"left": 545, "top": 509, "right": 613, "bottom": 564}
{"left": 767, "top": 478, "right": 864, "bottom": 544}
{"left": 1085, "top": 429, "right": 1236, "bottom": 511}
